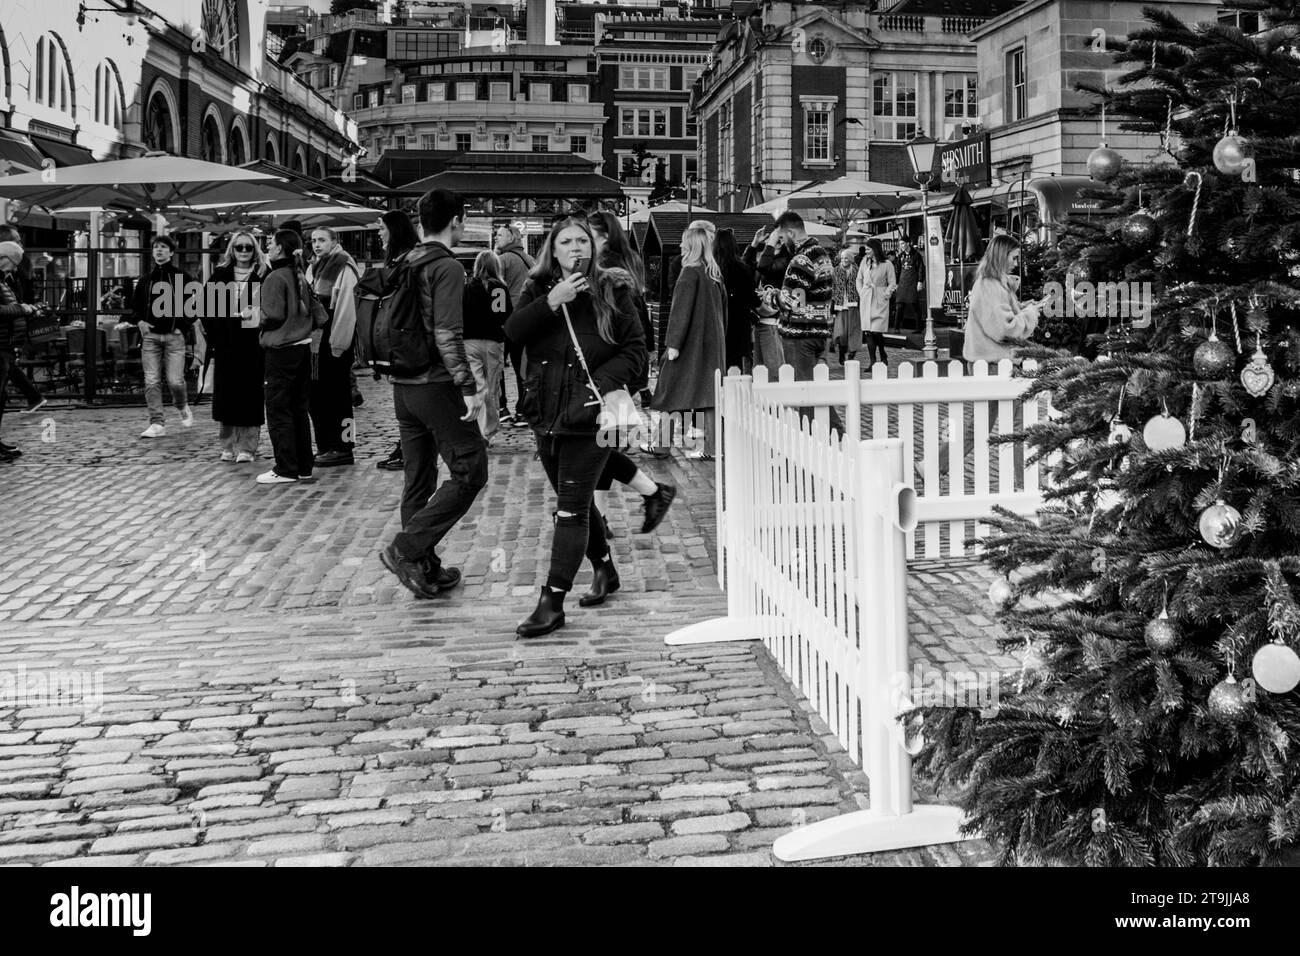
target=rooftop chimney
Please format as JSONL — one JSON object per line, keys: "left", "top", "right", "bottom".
{"left": 527, "top": 0, "right": 556, "bottom": 45}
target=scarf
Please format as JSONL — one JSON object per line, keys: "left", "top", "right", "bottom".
{"left": 310, "top": 247, "right": 358, "bottom": 310}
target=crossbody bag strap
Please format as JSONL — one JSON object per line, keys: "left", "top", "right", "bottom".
{"left": 561, "top": 303, "right": 602, "bottom": 407}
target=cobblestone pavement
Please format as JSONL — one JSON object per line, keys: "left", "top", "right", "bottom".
{"left": 0, "top": 362, "right": 1012, "bottom": 866}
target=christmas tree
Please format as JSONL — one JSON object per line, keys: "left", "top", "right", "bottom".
{"left": 918, "top": 1, "right": 1300, "bottom": 865}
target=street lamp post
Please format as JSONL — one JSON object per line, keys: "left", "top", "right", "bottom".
{"left": 905, "top": 131, "right": 938, "bottom": 361}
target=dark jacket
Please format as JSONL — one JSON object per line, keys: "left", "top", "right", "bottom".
{"left": 204, "top": 263, "right": 266, "bottom": 426}
{"left": 399, "top": 239, "right": 475, "bottom": 393}
{"left": 779, "top": 236, "right": 835, "bottom": 339}
{"left": 0, "top": 271, "right": 26, "bottom": 352}
{"left": 133, "top": 261, "right": 194, "bottom": 335}
{"left": 258, "top": 260, "right": 314, "bottom": 349}
{"left": 720, "top": 258, "right": 759, "bottom": 369}
{"left": 652, "top": 264, "right": 726, "bottom": 412}
{"left": 504, "top": 267, "right": 645, "bottom": 436}
{"left": 743, "top": 241, "right": 793, "bottom": 290}
{"left": 497, "top": 241, "right": 535, "bottom": 303}
{"left": 463, "top": 276, "right": 511, "bottom": 342}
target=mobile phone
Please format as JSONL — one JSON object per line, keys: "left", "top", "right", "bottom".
{"left": 572, "top": 256, "right": 591, "bottom": 275}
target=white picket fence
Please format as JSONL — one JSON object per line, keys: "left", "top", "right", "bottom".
{"left": 666, "top": 359, "right": 1053, "bottom": 861}
{"left": 747, "top": 359, "right": 1051, "bottom": 559}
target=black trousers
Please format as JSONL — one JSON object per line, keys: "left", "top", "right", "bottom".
{"left": 1, "top": 353, "right": 41, "bottom": 408}
{"left": 866, "top": 331, "right": 889, "bottom": 366}
{"left": 264, "top": 345, "right": 314, "bottom": 479}
{"left": 595, "top": 450, "right": 639, "bottom": 492}
{"left": 0, "top": 350, "right": 11, "bottom": 437}
{"left": 392, "top": 381, "right": 489, "bottom": 568}
{"left": 309, "top": 330, "right": 355, "bottom": 455}
{"left": 536, "top": 433, "right": 612, "bottom": 592}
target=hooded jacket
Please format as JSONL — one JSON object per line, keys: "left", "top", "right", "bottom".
{"left": 504, "top": 266, "right": 645, "bottom": 436}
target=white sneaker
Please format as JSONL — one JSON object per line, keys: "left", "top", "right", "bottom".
{"left": 219, "top": 451, "right": 235, "bottom": 462}
{"left": 179, "top": 407, "right": 194, "bottom": 428}
{"left": 255, "top": 470, "right": 296, "bottom": 484}
{"left": 140, "top": 423, "right": 166, "bottom": 439}
{"left": 235, "top": 451, "right": 255, "bottom": 463}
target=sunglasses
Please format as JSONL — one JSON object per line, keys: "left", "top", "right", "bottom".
{"left": 233, "top": 245, "right": 255, "bottom": 252}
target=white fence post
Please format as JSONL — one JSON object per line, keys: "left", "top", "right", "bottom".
{"left": 772, "top": 439, "right": 966, "bottom": 862}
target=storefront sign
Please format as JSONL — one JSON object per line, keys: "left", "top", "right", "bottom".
{"left": 925, "top": 215, "right": 945, "bottom": 312}
{"left": 938, "top": 133, "right": 991, "bottom": 188}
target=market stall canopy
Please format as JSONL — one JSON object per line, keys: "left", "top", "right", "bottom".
{"left": 745, "top": 177, "right": 909, "bottom": 219}
{"left": 163, "top": 198, "right": 382, "bottom": 234}
{"left": 402, "top": 153, "right": 623, "bottom": 200}
{"left": 0, "top": 153, "right": 318, "bottom": 216}
{"left": 0, "top": 129, "right": 46, "bottom": 174}
{"left": 628, "top": 199, "right": 717, "bottom": 224}
{"left": 643, "top": 211, "right": 777, "bottom": 257}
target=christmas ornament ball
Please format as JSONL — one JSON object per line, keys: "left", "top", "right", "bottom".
{"left": 1143, "top": 413, "right": 1187, "bottom": 452}
{"left": 1122, "top": 211, "right": 1159, "bottom": 246}
{"left": 1207, "top": 677, "right": 1254, "bottom": 722}
{"left": 1144, "top": 614, "right": 1182, "bottom": 654}
{"left": 1087, "top": 145, "right": 1124, "bottom": 182}
{"left": 1212, "top": 132, "right": 1251, "bottom": 176}
{"left": 1192, "top": 338, "right": 1235, "bottom": 378}
{"left": 988, "top": 578, "right": 1013, "bottom": 608}
{"left": 1252, "top": 643, "right": 1300, "bottom": 694}
{"left": 1108, "top": 421, "right": 1132, "bottom": 445}
{"left": 1199, "top": 500, "right": 1242, "bottom": 549}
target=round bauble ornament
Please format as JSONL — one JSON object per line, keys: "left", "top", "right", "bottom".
{"left": 1198, "top": 499, "right": 1242, "bottom": 549}
{"left": 1122, "top": 211, "right": 1159, "bottom": 247}
{"left": 1212, "top": 130, "right": 1251, "bottom": 176}
{"left": 988, "top": 578, "right": 1013, "bottom": 609}
{"left": 1207, "top": 675, "right": 1254, "bottom": 723}
{"left": 1193, "top": 336, "right": 1235, "bottom": 379}
{"left": 1143, "top": 412, "right": 1186, "bottom": 452}
{"left": 1252, "top": 642, "right": 1300, "bottom": 694}
{"left": 1087, "top": 144, "right": 1124, "bottom": 182}
{"left": 1107, "top": 420, "right": 1132, "bottom": 446}
{"left": 1144, "top": 610, "right": 1182, "bottom": 654}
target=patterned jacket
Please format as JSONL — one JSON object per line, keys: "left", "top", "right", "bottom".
{"left": 778, "top": 236, "right": 835, "bottom": 338}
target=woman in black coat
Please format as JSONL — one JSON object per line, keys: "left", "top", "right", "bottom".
{"left": 203, "top": 230, "right": 269, "bottom": 463}
{"left": 715, "top": 228, "right": 758, "bottom": 373}
{"left": 374, "top": 211, "right": 421, "bottom": 471}
{"left": 504, "top": 216, "right": 645, "bottom": 639}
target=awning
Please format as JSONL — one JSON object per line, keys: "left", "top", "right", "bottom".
{"left": 29, "top": 135, "right": 95, "bottom": 167}
{"left": 404, "top": 170, "right": 624, "bottom": 199}
{"left": 0, "top": 129, "right": 44, "bottom": 173}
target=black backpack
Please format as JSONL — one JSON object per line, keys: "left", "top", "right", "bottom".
{"left": 355, "top": 246, "right": 444, "bottom": 378}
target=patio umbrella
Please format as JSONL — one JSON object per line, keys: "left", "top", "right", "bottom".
{"left": 944, "top": 184, "right": 982, "bottom": 264}
{"left": 628, "top": 199, "right": 717, "bottom": 223}
{"left": 746, "top": 177, "right": 907, "bottom": 218}
{"left": 0, "top": 153, "right": 319, "bottom": 216}
{"left": 163, "top": 198, "right": 382, "bottom": 234}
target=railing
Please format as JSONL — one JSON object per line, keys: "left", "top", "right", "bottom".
{"left": 942, "top": 17, "right": 986, "bottom": 34}
{"left": 878, "top": 15, "right": 925, "bottom": 32}
{"left": 664, "top": 366, "right": 974, "bottom": 861}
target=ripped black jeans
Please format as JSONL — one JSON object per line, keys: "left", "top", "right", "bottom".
{"left": 535, "top": 433, "right": 612, "bottom": 592}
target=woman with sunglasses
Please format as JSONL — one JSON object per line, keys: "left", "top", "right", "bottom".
{"left": 504, "top": 216, "right": 645, "bottom": 637}
{"left": 203, "top": 231, "right": 271, "bottom": 463}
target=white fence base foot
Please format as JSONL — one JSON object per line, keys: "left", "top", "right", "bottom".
{"left": 772, "top": 804, "right": 969, "bottom": 862}
{"left": 663, "top": 616, "right": 777, "bottom": 646}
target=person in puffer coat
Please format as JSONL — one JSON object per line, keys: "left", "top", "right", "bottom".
{"left": 504, "top": 216, "right": 645, "bottom": 640}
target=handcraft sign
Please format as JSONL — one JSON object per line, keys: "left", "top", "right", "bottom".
{"left": 938, "top": 132, "right": 991, "bottom": 188}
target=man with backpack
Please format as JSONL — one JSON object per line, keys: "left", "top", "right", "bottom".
{"left": 377, "top": 189, "right": 487, "bottom": 599}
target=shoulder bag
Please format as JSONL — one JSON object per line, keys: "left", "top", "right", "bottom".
{"left": 561, "top": 303, "right": 638, "bottom": 445}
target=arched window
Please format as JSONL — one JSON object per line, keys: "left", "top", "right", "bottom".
{"left": 200, "top": 107, "right": 225, "bottom": 163}
{"left": 264, "top": 135, "right": 280, "bottom": 164}
{"left": 230, "top": 119, "right": 249, "bottom": 166}
{"left": 144, "top": 84, "right": 178, "bottom": 154}
{"left": 315, "top": 158, "right": 327, "bottom": 181}
{"left": 201, "top": 0, "right": 241, "bottom": 67}
{"left": 94, "top": 61, "right": 125, "bottom": 132}
{"left": 34, "top": 33, "right": 74, "bottom": 117}
{"left": 292, "top": 148, "right": 306, "bottom": 173}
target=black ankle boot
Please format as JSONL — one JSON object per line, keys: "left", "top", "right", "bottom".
{"left": 579, "top": 558, "right": 621, "bottom": 607}
{"left": 517, "top": 587, "right": 566, "bottom": 637}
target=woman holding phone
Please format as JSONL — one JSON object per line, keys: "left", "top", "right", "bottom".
{"left": 963, "top": 234, "right": 1046, "bottom": 363}
{"left": 505, "top": 217, "right": 645, "bottom": 638}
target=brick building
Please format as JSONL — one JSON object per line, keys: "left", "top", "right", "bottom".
{"left": 691, "top": 0, "right": 1021, "bottom": 212}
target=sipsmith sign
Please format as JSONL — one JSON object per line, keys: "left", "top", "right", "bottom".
{"left": 937, "top": 132, "right": 991, "bottom": 188}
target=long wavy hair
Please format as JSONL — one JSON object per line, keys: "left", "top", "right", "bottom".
{"left": 680, "top": 220, "right": 721, "bottom": 282}
{"left": 529, "top": 216, "right": 629, "bottom": 344}
{"left": 586, "top": 210, "right": 646, "bottom": 292}
{"left": 975, "top": 233, "right": 1019, "bottom": 286}
{"left": 217, "top": 230, "right": 271, "bottom": 273}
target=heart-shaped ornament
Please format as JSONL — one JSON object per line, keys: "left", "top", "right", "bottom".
{"left": 1241, "top": 350, "right": 1275, "bottom": 398}
{"left": 1143, "top": 413, "right": 1186, "bottom": 452}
